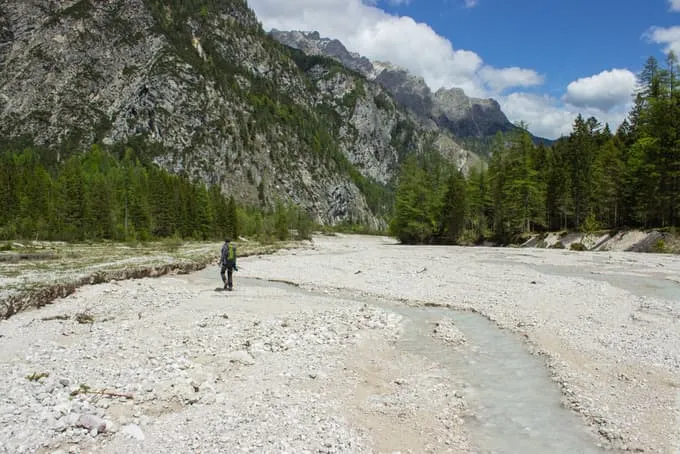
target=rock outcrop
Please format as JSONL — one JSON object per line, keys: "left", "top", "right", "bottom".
{"left": 271, "top": 30, "right": 531, "bottom": 142}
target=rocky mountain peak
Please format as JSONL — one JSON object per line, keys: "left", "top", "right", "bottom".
{"left": 270, "top": 29, "right": 374, "bottom": 76}
{"left": 271, "top": 29, "right": 518, "bottom": 140}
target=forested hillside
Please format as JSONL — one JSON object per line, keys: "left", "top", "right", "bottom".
{"left": 391, "top": 54, "right": 680, "bottom": 245}
{"left": 0, "top": 143, "right": 312, "bottom": 242}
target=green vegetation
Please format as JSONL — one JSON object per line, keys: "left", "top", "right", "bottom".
{"left": 0, "top": 144, "right": 313, "bottom": 243}
{"left": 238, "top": 201, "right": 314, "bottom": 242}
{"left": 389, "top": 151, "right": 467, "bottom": 244}
{"left": 26, "top": 372, "right": 49, "bottom": 382}
{"left": 0, "top": 144, "right": 233, "bottom": 242}
{"left": 374, "top": 92, "right": 393, "bottom": 111}
{"left": 392, "top": 53, "right": 680, "bottom": 245}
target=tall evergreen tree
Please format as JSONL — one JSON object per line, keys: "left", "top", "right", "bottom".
{"left": 390, "top": 155, "right": 435, "bottom": 244}
{"left": 439, "top": 170, "right": 468, "bottom": 243}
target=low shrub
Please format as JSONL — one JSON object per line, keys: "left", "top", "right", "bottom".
{"left": 570, "top": 242, "right": 587, "bottom": 252}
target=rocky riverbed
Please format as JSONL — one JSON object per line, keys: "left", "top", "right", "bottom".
{"left": 0, "top": 234, "right": 678, "bottom": 453}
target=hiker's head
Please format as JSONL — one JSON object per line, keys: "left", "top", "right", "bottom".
{"left": 225, "top": 238, "right": 231, "bottom": 243}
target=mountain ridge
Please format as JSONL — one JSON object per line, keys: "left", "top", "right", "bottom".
{"left": 270, "top": 29, "right": 552, "bottom": 146}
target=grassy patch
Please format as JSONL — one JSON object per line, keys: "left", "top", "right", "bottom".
{"left": 26, "top": 372, "right": 49, "bottom": 382}
{"left": 0, "top": 238, "right": 303, "bottom": 315}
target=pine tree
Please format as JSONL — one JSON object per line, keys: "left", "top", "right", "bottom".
{"left": 227, "top": 196, "right": 239, "bottom": 239}
{"left": 439, "top": 170, "right": 467, "bottom": 243}
{"left": 466, "top": 166, "right": 492, "bottom": 239}
{"left": 58, "top": 157, "right": 86, "bottom": 240}
{"left": 593, "top": 138, "right": 624, "bottom": 228}
{"left": 389, "top": 156, "right": 434, "bottom": 244}
{"left": 566, "top": 115, "right": 599, "bottom": 228}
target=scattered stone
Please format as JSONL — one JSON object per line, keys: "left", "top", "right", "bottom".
{"left": 122, "top": 424, "right": 145, "bottom": 441}
{"left": 2, "top": 235, "right": 676, "bottom": 453}
{"left": 431, "top": 320, "right": 466, "bottom": 345}
{"left": 77, "top": 414, "right": 106, "bottom": 434}
{"left": 227, "top": 351, "right": 255, "bottom": 366}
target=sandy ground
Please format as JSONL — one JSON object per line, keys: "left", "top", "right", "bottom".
{"left": 0, "top": 234, "right": 679, "bottom": 453}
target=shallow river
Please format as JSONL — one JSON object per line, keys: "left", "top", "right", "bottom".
{"left": 248, "top": 277, "right": 607, "bottom": 454}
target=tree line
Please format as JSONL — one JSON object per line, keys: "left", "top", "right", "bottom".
{"left": 0, "top": 144, "right": 312, "bottom": 242}
{"left": 391, "top": 54, "right": 680, "bottom": 244}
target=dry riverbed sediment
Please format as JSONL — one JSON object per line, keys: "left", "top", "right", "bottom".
{"left": 0, "top": 234, "right": 678, "bottom": 453}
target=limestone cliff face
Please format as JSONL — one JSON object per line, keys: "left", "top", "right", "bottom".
{"left": 271, "top": 30, "right": 517, "bottom": 140}
{"left": 300, "top": 60, "right": 478, "bottom": 185}
{"left": 0, "top": 1, "right": 479, "bottom": 228}
{"left": 0, "top": 1, "right": 371, "bottom": 225}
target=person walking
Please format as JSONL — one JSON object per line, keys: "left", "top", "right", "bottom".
{"left": 219, "top": 238, "right": 237, "bottom": 291}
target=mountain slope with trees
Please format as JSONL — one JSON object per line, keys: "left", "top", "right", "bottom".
{"left": 0, "top": 0, "right": 478, "bottom": 236}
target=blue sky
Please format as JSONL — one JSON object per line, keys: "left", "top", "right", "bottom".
{"left": 382, "top": 0, "right": 671, "bottom": 94}
{"left": 249, "top": 0, "right": 680, "bottom": 138}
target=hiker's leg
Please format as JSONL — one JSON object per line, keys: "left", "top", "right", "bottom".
{"left": 227, "top": 267, "right": 233, "bottom": 289}
{"left": 220, "top": 265, "right": 227, "bottom": 287}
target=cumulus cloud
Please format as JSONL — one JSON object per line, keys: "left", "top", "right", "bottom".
{"left": 670, "top": 0, "right": 680, "bottom": 11}
{"left": 479, "top": 66, "right": 544, "bottom": 93}
{"left": 499, "top": 93, "right": 575, "bottom": 139}
{"left": 249, "top": 0, "right": 531, "bottom": 97}
{"left": 562, "top": 69, "right": 637, "bottom": 112}
{"left": 500, "top": 92, "right": 631, "bottom": 139}
{"left": 464, "top": 0, "right": 479, "bottom": 7}
{"left": 646, "top": 25, "right": 680, "bottom": 55}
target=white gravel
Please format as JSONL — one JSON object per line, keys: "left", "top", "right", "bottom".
{"left": 0, "top": 234, "right": 678, "bottom": 453}
{"left": 242, "top": 235, "right": 680, "bottom": 453}
{"left": 0, "top": 243, "right": 469, "bottom": 453}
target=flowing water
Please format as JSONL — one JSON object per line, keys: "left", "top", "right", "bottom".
{"left": 385, "top": 304, "right": 605, "bottom": 454}
{"left": 242, "top": 277, "right": 607, "bottom": 453}
{"left": 525, "top": 263, "right": 680, "bottom": 303}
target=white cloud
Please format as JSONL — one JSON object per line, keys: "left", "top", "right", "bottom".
{"left": 500, "top": 93, "right": 576, "bottom": 139}
{"left": 249, "top": 0, "right": 532, "bottom": 97}
{"left": 365, "top": 0, "right": 411, "bottom": 5}
{"left": 646, "top": 25, "right": 680, "bottom": 55}
{"left": 669, "top": 0, "right": 680, "bottom": 11}
{"left": 563, "top": 69, "right": 637, "bottom": 112}
{"left": 479, "top": 66, "right": 544, "bottom": 93}
{"left": 500, "top": 92, "right": 631, "bottom": 139}
{"left": 464, "top": 0, "right": 479, "bottom": 7}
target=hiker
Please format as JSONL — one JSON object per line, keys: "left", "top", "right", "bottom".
{"left": 219, "top": 238, "right": 237, "bottom": 291}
